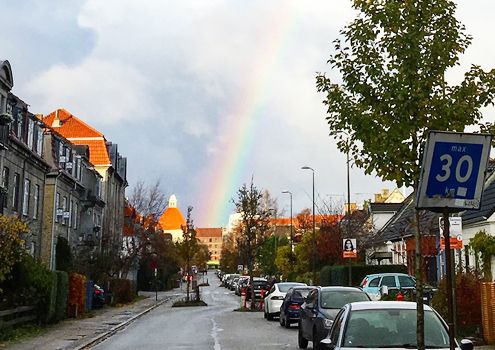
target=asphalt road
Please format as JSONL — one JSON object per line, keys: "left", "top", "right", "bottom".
{"left": 91, "top": 276, "right": 305, "bottom": 350}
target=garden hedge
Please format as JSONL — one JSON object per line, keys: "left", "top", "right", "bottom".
{"left": 320, "top": 264, "right": 408, "bottom": 286}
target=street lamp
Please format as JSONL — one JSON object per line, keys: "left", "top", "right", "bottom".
{"left": 301, "top": 166, "right": 316, "bottom": 285}
{"left": 282, "top": 190, "right": 293, "bottom": 251}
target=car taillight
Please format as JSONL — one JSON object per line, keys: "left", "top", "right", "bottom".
{"left": 95, "top": 290, "right": 103, "bottom": 295}
{"left": 361, "top": 277, "right": 368, "bottom": 288}
{"left": 288, "top": 304, "right": 300, "bottom": 310}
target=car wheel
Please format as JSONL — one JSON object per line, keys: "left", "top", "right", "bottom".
{"left": 284, "top": 316, "right": 291, "bottom": 329}
{"left": 267, "top": 312, "right": 274, "bottom": 321}
{"left": 298, "top": 326, "right": 308, "bottom": 349}
{"left": 313, "top": 327, "right": 320, "bottom": 350}
{"left": 279, "top": 314, "right": 285, "bottom": 327}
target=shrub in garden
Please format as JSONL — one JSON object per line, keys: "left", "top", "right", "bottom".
{"left": 55, "top": 271, "right": 68, "bottom": 322}
{"left": 68, "top": 272, "right": 86, "bottom": 317}
{"left": 432, "top": 271, "right": 483, "bottom": 336}
{"left": 109, "top": 278, "right": 134, "bottom": 304}
{"left": 0, "top": 215, "right": 28, "bottom": 287}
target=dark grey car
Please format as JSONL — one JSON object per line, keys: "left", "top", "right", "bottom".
{"left": 298, "top": 286, "right": 370, "bottom": 350}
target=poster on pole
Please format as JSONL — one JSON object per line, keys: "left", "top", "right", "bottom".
{"left": 416, "top": 131, "right": 492, "bottom": 211}
{"left": 343, "top": 239, "right": 357, "bottom": 258}
{"left": 439, "top": 217, "right": 463, "bottom": 250}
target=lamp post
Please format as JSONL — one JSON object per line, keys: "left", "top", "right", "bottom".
{"left": 282, "top": 190, "right": 293, "bottom": 251}
{"left": 345, "top": 139, "right": 352, "bottom": 286}
{"left": 301, "top": 166, "right": 316, "bottom": 285}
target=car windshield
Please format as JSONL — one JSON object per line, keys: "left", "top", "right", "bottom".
{"left": 278, "top": 283, "right": 303, "bottom": 293}
{"left": 342, "top": 309, "right": 449, "bottom": 348}
{"left": 253, "top": 281, "right": 267, "bottom": 288}
{"left": 320, "top": 291, "right": 369, "bottom": 309}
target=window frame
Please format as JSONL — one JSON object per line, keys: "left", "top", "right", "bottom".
{"left": 22, "top": 178, "right": 30, "bottom": 216}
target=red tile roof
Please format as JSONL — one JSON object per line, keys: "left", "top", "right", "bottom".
{"left": 70, "top": 139, "right": 111, "bottom": 166}
{"left": 196, "top": 228, "right": 223, "bottom": 238}
{"left": 43, "top": 109, "right": 111, "bottom": 166}
{"left": 43, "top": 109, "right": 103, "bottom": 138}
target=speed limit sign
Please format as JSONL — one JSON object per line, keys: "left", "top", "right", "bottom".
{"left": 416, "top": 131, "right": 492, "bottom": 210}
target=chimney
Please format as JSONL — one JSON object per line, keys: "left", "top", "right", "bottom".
{"left": 52, "top": 109, "right": 61, "bottom": 128}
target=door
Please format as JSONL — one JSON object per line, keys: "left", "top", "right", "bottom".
{"left": 300, "top": 289, "right": 318, "bottom": 339}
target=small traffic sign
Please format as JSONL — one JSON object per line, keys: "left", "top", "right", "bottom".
{"left": 417, "top": 131, "right": 492, "bottom": 210}
{"left": 439, "top": 217, "right": 463, "bottom": 250}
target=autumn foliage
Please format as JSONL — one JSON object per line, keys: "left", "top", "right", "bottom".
{"left": 0, "top": 215, "right": 28, "bottom": 285}
{"left": 68, "top": 272, "right": 86, "bottom": 317}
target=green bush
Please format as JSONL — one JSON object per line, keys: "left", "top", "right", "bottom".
{"left": 54, "top": 271, "right": 68, "bottom": 322}
{"left": 110, "top": 279, "right": 134, "bottom": 304}
{"left": 41, "top": 272, "right": 58, "bottom": 323}
{"left": 320, "top": 264, "right": 408, "bottom": 286}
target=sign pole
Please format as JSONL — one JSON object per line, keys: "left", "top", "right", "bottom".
{"left": 443, "top": 211, "right": 456, "bottom": 350}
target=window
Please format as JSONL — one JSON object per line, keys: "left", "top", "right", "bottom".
{"left": 73, "top": 202, "right": 78, "bottom": 229}
{"left": 398, "top": 276, "right": 415, "bottom": 288}
{"left": 369, "top": 277, "right": 380, "bottom": 287}
{"left": 381, "top": 276, "right": 397, "bottom": 288}
{"left": 12, "top": 173, "right": 20, "bottom": 211}
{"left": 209, "top": 238, "right": 212, "bottom": 242}
{"left": 16, "top": 110, "right": 23, "bottom": 138}
{"left": 330, "top": 309, "right": 345, "bottom": 346}
{"left": 27, "top": 119, "right": 34, "bottom": 149}
{"left": 33, "top": 184, "right": 40, "bottom": 219}
{"left": 36, "top": 126, "right": 43, "bottom": 156}
{"left": 62, "top": 196, "right": 68, "bottom": 225}
{"left": 69, "top": 200, "right": 73, "bottom": 227}
{"left": 2, "top": 167, "right": 9, "bottom": 208}
{"left": 55, "top": 192, "right": 60, "bottom": 223}
{"left": 22, "top": 178, "right": 30, "bottom": 215}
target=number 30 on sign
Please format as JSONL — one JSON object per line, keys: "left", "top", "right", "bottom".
{"left": 416, "top": 131, "right": 492, "bottom": 211}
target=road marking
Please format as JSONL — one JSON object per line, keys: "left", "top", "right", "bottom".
{"left": 211, "top": 318, "right": 222, "bottom": 350}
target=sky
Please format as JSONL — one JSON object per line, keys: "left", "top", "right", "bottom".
{"left": 2, "top": 1, "right": 494, "bottom": 227}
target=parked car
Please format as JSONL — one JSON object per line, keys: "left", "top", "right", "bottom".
{"left": 298, "top": 286, "right": 370, "bottom": 350}
{"left": 230, "top": 277, "right": 240, "bottom": 291}
{"left": 360, "top": 272, "right": 438, "bottom": 302}
{"left": 279, "top": 286, "right": 316, "bottom": 328}
{"left": 318, "top": 301, "right": 474, "bottom": 350}
{"left": 92, "top": 284, "right": 106, "bottom": 308}
{"left": 246, "top": 278, "right": 268, "bottom": 300}
{"left": 264, "top": 282, "right": 307, "bottom": 320}
{"left": 236, "top": 276, "right": 250, "bottom": 296}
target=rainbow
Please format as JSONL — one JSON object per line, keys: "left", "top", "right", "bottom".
{"left": 198, "top": 4, "right": 299, "bottom": 227}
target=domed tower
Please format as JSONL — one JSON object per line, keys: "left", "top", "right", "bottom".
{"left": 158, "top": 195, "right": 186, "bottom": 242}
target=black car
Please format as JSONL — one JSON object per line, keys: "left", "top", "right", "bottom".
{"left": 279, "top": 286, "right": 316, "bottom": 328}
{"left": 298, "top": 286, "right": 370, "bottom": 350}
{"left": 246, "top": 279, "right": 268, "bottom": 300}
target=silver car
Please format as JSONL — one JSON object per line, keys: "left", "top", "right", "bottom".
{"left": 317, "top": 301, "right": 474, "bottom": 350}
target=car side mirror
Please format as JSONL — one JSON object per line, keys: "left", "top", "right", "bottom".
{"left": 460, "top": 339, "right": 474, "bottom": 350}
{"left": 320, "top": 338, "right": 335, "bottom": 350}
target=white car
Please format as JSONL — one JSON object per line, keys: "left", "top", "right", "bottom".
{"left": 264, "top": 282, "right": 306, "bottom": 320}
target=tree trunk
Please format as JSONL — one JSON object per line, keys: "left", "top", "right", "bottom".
{"left": 414, "top": 202, "right": 425, "bottom": 350}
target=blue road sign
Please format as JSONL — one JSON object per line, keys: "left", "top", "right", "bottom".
{"left": 417, "top": 131, "right": 492, "bottom": 210}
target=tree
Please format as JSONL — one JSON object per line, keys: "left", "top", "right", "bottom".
{"left": 121, "top": 180, "right": 168, "bottom": 279}
{"left": 233, "top": 180, "right": 272, "bottom": 309}
{"left": 259, "top": 235, "right": 289, "bottom": 276}
{"left": 176, "top": 206, "right": 198, "bottom": 301}
{"left": 275, "top": 245, "right": 293, "bottom": 279}
{"left": 469, "top": 230, "right": 495, "bottom": 280}
{"left": 0, "top": 215, "right": 28, "bottom": 286}
{"left": 316, "top": 1, "right": 495, "bottom": 347}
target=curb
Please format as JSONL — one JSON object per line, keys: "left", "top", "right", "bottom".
{"left": 74, "top": 297, "right": 169, "bottom": 350}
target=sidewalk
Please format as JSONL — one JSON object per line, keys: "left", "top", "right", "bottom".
{"left": 3, "top": 289, "right": 186, "bottom": 350}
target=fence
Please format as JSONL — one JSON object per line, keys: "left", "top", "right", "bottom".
{"left": 481, "top": 282, "right": 495, "bottom": 344}
{"left": 0, "top": 306, "right": 37, "bottom": 329}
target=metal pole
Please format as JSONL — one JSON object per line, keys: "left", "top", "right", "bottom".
{"left": 347, "top": 142, "right": 352, "bottom": 286}
{"left": 289, "top": 192, "right": 293, "bottom": 251}
{"left": 312, "top": 170, "right": 316, "bottom": 285}
{"left": 443, "top": 212, "right": 456, "bottom": 350}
